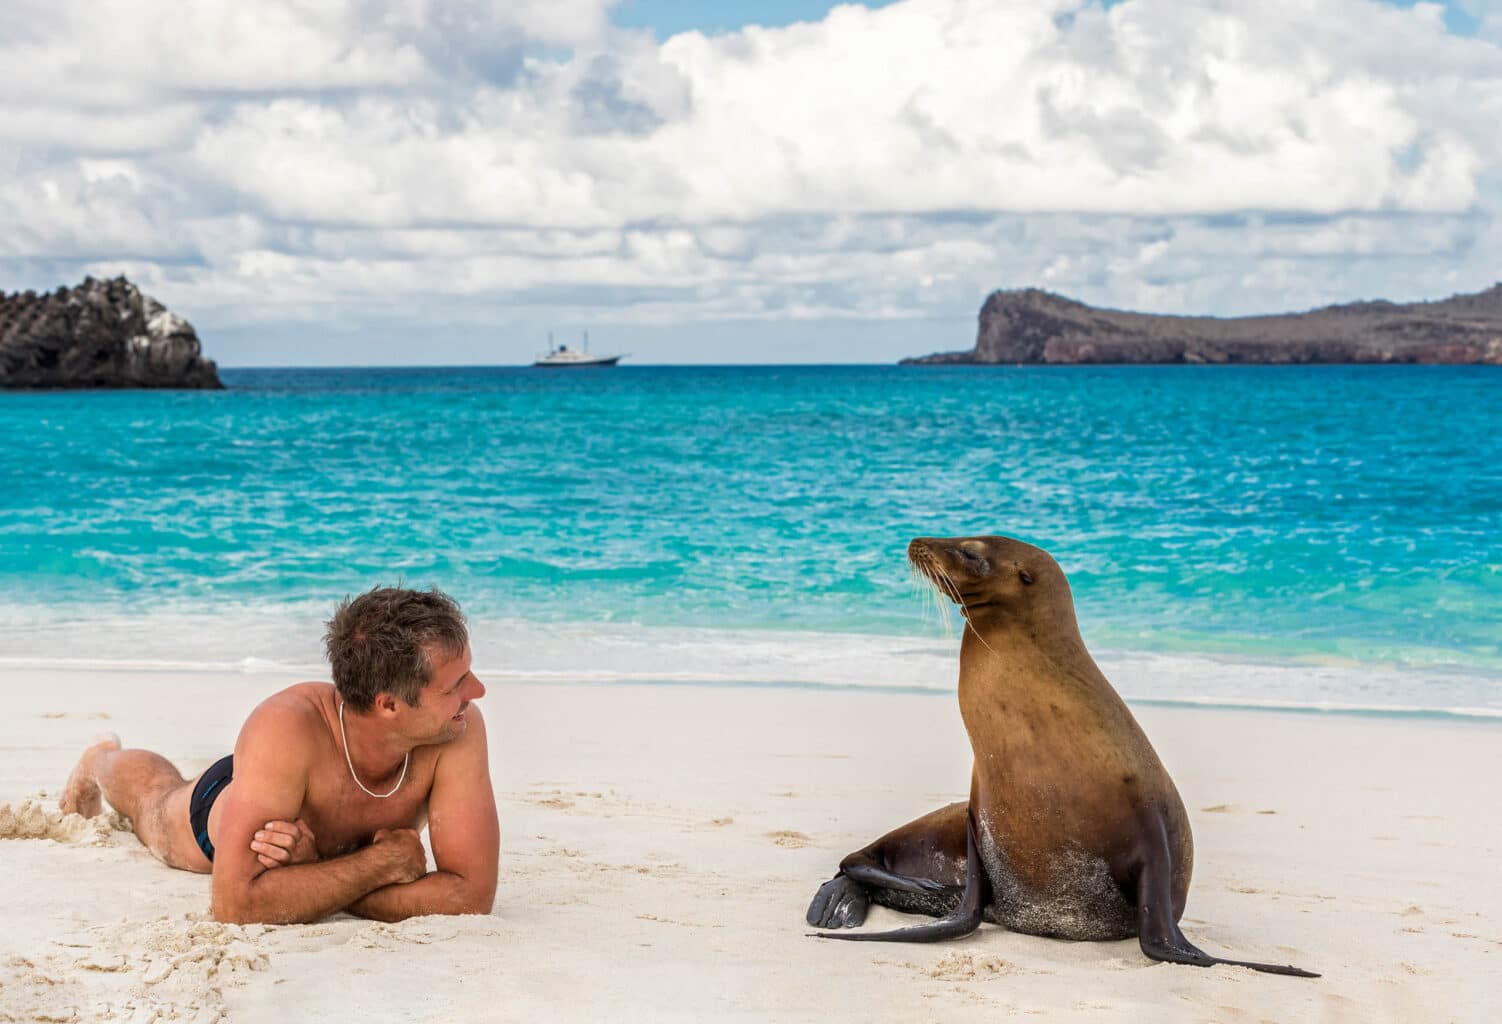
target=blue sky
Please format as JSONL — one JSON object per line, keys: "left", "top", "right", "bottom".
{"left": 614, "top": 0, "right": 899, "bottom": 36}
{"left": 2, "top": 0, "right": 1499, "bottom": 365}
{"left": 615, "top": 1, "right": 1488, "bottom": 38}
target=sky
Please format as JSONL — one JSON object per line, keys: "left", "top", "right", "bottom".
{"left": 2, "top": 0, "right": 1501, "bottom": 366}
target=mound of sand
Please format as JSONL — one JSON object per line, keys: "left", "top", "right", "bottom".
{"left": 0, "top": 800, "right": 131, "bottom": 846}
{"left": 909, "top": 952, "right": 1018, "bottom": 981}
{"left": 0, "top": 917, "right": 269, "bottom": 1024}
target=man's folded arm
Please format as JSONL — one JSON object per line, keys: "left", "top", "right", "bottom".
{"left": 344, "top": 864, "right": 487, "bottom": 923}
{"left": 347, "top": 704, "right": 500, "bottom": 922}
{"left": 210, "top": 701, "right": 416, "bottom": 924}
{"left": 215, "top": 836, "right": 420, "bottom": 925}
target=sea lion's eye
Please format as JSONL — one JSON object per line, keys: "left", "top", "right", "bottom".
{"left": 1019, "top": 569, "right": 1035, "bottom": 585}
{"left": 954, "top": 548, "right": 988, "bottom": 571}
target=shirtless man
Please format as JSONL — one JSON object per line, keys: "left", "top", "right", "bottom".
{"left": 56, "top": 587, "right": 498, "bottom": 925}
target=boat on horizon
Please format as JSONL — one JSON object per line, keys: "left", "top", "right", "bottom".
{"left": 532, "top": 331, "right": 626, "bottom": 368}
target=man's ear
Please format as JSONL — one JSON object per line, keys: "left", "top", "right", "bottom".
{"left": 374, "top": 692, "right": 401, "bottom": 716}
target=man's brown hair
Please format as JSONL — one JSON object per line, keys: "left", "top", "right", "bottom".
{"left": 323, "top": 586, "right": 469, "bottom": 712}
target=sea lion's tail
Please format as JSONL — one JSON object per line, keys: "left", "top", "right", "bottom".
{"left": 808, "top": 810, "right": 990, "bottom": 943}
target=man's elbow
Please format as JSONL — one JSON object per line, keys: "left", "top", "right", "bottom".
{"left": 444, "top": 879, "right": 497, "bottom": 917}
{"left": 445, "top": 893, "right": 495, "bottom": 917}
{"left": 212, "top": 893, "right": 268, "bottom": 924}
{"left": 462, "top": 893, "right": 497, "bottom": 916}
{"left": 447, "top": 894, "right": 495, "bottom": 912}
{"left": 211, "top": 895, "right": 254, "bottom": 924}
{"left": 211, "top": 885, "right": 285, "bottom": 925}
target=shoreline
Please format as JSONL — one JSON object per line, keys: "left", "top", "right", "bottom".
{"left": 2, "top": 667, "right": 1498, "bottom": 1021}
{"left": 2, "top": 650, "right": 1498, "bottom": 724}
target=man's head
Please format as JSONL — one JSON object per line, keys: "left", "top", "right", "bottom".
{"left": 324, "top": 586, "right": 470, "bottom": 713}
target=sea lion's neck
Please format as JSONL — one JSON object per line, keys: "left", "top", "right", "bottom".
{"left": 962, "top": 599, "right": 1086, "bottom": 650}
{"left": 957, "top": 608, "right": 1103, "bottom": 700}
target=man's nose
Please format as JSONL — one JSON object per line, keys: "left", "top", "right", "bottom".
{"left": 466, "top": 675, "right": 486, "bottom": 701}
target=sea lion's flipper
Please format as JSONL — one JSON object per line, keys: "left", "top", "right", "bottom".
{"left": 803, "top": 853, "right": 952, "bottom": 928}
{"left": 809, "top": 810, "right": 989, "bottom": 943}
{"left": 805, "top": 802, "right": 966, "bottom": 928}
{"left": 840, "top": 852, "right": 955, "bottom": 895}
{"left": 805, "top": 874, "right": 871, "bottom": 928}
{"left": 1135, "top": 818, "right": 1320, "bottom": 978}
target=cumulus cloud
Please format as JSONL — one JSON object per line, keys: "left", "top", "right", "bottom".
{"left": 1, "top": 0, "right": 1500, "bottom": 358}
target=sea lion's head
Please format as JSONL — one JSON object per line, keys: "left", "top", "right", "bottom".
{"left": 907, "top": 535, "right": 1075, "bottom": 626}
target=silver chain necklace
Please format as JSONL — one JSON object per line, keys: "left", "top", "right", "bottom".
{"left": 338, "top": 701, "right": 409, "bottom": 799}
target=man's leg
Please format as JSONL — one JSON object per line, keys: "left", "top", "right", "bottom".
{"left": 59, "top": 734, "right": 212, "bottom": 872}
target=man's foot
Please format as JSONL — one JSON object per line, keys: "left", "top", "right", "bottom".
{"left": 59, "top": 733, "right": 121, "bottom": 817}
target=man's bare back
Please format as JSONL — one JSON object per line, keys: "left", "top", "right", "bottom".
{"left": 58, "top": 588, "right": 499, "bottom": 925}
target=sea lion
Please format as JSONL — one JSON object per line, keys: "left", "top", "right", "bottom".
{"left": 805, "top": 535, "right": 1317, "bottom": 978}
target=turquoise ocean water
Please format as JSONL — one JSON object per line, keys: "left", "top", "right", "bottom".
{"left": 1, "top": 365, "right": 1497, "bottom": 716}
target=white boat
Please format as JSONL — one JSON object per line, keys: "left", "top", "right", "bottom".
{"left": 532, "top": 332, "right": 625, "bottom": 368}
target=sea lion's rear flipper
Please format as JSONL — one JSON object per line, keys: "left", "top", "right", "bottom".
{"left": 1135, "top": 818, "right": 1319, "bottom": 978}
{"left": 809, "top": 810, "right": 990, "bottom": 943}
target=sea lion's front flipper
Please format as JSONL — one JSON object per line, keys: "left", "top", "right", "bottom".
{"left": 1135, "top": 818, "right": 1319, "bottom": 978}
{"left": 805, "top": 874, "right": 871, "bottom": 928}
{"left": 809, "top": 810, "right": 989, "bottom": 943}
{"left": 839, "top": 853, "right": 955, "bottom": 895}
{"left": 805, "top": 858, "right": 952, "bottom": 928}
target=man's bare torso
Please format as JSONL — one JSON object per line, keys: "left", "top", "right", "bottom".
{"left": 208, "top": 683, "right": 442, "bottom": 861}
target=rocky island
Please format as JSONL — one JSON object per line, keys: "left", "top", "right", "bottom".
{"left": 0, "top": 276, "right": 222, "bottom": 389}
{"left": 904, "top": 284, "right": 1502, "bottom": 365}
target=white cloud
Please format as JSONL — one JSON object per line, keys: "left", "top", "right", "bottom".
{"left": 0, "top": 1, "right": 426, "bottom": 100}
{"left": 1, "top": 0, "right": 1500, "bottom": 359}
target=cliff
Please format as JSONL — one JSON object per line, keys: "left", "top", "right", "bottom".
{"left": 0, "top": 276, "right": 222, "bottom": 389}
{"left": 903, "top": 285, "right": 1502, "bottom": 365}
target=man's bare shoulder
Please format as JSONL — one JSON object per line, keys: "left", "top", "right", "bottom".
{"left": 235, "top": 682, "right": 333, "bottom": 758}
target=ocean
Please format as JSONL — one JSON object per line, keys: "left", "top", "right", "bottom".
{"left": 1, "top": 364, "right": 1497, "bottom": 717}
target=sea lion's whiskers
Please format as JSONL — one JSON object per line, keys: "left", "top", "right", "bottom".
{"left": 911, "top": 556, "right": 956, "bottom": 636}
{"left": 930, "top": 563, "right": 997, "bottom": 655}
{"left": 914, "top": 553, "right": 988, "bottom": 652}
{"left": 932, "top": 564, "right": 963, "bottom": 604}
{"left": 911, "top": 560, "right": 953, "bottom": 636}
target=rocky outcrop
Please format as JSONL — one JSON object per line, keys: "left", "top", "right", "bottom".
{"left": 0, "top": 276, "right": 222, "bottom": 389}
{"left": 903, "top": 285, "right": 1502, "bottom": 365}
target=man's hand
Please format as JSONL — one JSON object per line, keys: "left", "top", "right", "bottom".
{"left": 373, "top": 828, "right": 428, "bottom": 885}
{"left": 251, "top": 819, "right": 318, "bottom": 870}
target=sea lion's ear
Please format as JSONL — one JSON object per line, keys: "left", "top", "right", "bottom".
{"left": 1018, "top": 568, "right": 1035, "bottom": 585}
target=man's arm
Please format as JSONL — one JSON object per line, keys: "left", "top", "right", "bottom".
{"left": 210, "top": 699, "right": 425, "bottom": 924}
{"left": 346, "top": 704, "right": 499, "bottom": 922}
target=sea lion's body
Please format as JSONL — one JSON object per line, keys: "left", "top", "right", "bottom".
{"left": 806, "top": 536, "right": 1314, "bottom": 977}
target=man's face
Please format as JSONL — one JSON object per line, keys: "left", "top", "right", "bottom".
{"left": 408, "top": 644, "right": 485, "bottom": 744}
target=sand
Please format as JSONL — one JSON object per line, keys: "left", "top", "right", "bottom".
{"left": 1, "top": 666, "right": 1498, "bottom": 1023}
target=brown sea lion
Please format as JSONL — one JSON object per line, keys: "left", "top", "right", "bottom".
{"left": 806, "top": 535, "right": 1317, "bottom": 978}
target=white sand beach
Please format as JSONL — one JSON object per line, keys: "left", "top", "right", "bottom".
{"left": 2, "top": 666, "right": 1498, "bottom": 1023}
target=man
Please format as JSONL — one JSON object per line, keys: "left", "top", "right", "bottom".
{"left": 56, "top": 586, "right": 498, "bottom": 924}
